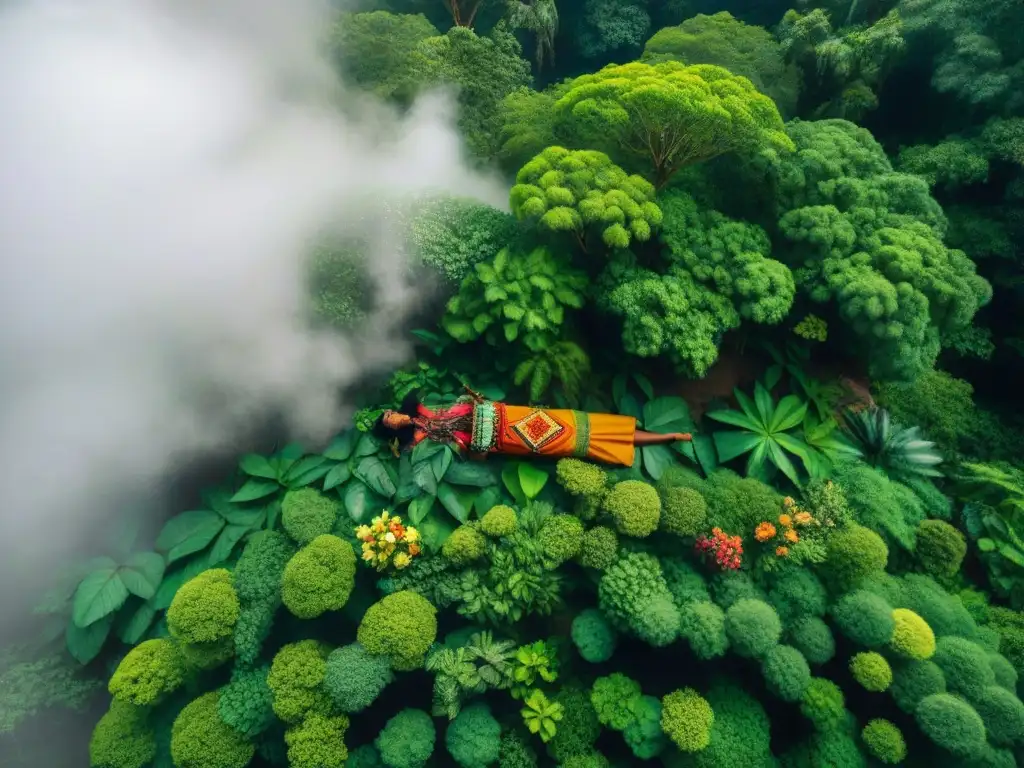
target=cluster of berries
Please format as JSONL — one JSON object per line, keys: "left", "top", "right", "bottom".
{"left": 695, "top": 527, "right": 743, "bottom": 571}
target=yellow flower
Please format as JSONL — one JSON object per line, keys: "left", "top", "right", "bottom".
{"left": 776, "top": 546, "right": 789, "bottom": 557}
{"left": 794, "top": 512, "right": 813, "bottom": 525}
{"left": 785, "top": 529, "right": 799, "bottom": 543}
{"left": 405, "top": 527, "right": 420, "bottom": 543}
{"left": 783, "top": 496, "right": 795, "bottom": 507}
{"left": 393, "top": 552, "right": 411, "bottom": 569}
{"left": 361, "top": 549, "right": 375, "bottom": 562}
{"left": 391, "top": 515, "right": 402, "bottom": 526}
{"left": 355, "top": 525, "right": 371, "bottom": 539}
{"left": 755, "top": 522, "right": 777, "bottom": 542}
{"left": 384, "top": 532, "right": 397, "bottom": 544}
{"left": 380, "top": 511, "right": 390, "bottom": 521}
{"left": 778, "top": 514, "right": 793, "bottom": 527}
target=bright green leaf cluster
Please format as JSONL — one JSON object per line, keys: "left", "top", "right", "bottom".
{"left": 108, "top": 638, "right": 185, "bottom": 707}
{"left": 357, "top": 591, "right": 438, "bottom": 671}
{"left": 282, "top": 535, "right": 356, "bottom": 620}
{"left": 660, "top": 688, "right": 714, "bottom": 752}
{"left": 281, "top": 489, "right": 339, "bottom": 547}
{"left": 324, "top": 643, "right": 394, "bottom": 714}
{"left": 598, "top": 553, "right": 679, "bottom": 646}
{"left": 166, "top": 569, "right": 239, "bottom": 670}
{"left": 169, "top": 692, "right": 255, "bottom": 768}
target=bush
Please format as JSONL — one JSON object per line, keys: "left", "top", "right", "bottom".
{"left": 850, "top": 651, "right": 892, "bottom": 692}
{"left": 788, "top": 617, "right": 835, "bottom": 665}
{"left": 108, "top": 638, "right": 185, "bottom": 706}
{"left": 603, "top": 480, "right": 661, "bottom": 537}
{"left": 915, "top": 693, "right": 987, "bottom": 760}
{"left": 282, "top": 534, "right": 356, "bottom": 619}
{"left": 218, "top": 665, "right": 275, "bottom": 739}
{"left": 446, "top": 702, "right": 501, "bottom": 768}
{"left": 376, "top": 709, "right": 436, "bottom": 768}
{"left": 538, "top": 514, "right": 584, "bottom": 565}
{"left": 621, "top": 695, "right": 666, "bottom": 759}
{"left": 724, "top": 599, "right": 782, "bottom": 659}
{"left": 679, "top": 602, "right": 729, "bottom": 660}
{"left": 890, "top": 608, "right": 936, "bottom": 660}
{"left": 660, "top": 688, "right": 714, "bottom": 752}
{"left": 915, "top": 519, "right": 966, "bottom": 578}
{"left": 357, "top": 591, "right": 438, "bottom": 671}
{"left": 970, "top": 685, "right": 1024, "bottom": 746}
{"left": 762, "top": 645, "right": 811, "bottom": 702}
{"left": 590, "top": 673, "right": 642, "bottom": 731}
{"left": 598, "top": 553, "right": 679, "bottom": 646}
{"left": 324, "top": 643, "right": 394, "bottom": 713}
{"left": 281, "top": 488, "right": 339, "bottom": 546}
{"left": 579, "top": 526, "right": 618, "bottom": 569}
{"left": 548, "top": 688, "right": 600, "bottom": 762}
{"left": 556, "top": 458, "right": 608, "bottom": 499}
{"left": 989, "top": 652, "right": 1019, "bottom": 691}
{"left": 933, "top": 637, "right": 995, "bottom": 699}
{"left": 166, "top": 568, "right": 239, "bottom": 669}
{"left": 660, "top": 487, "right": 708, "bottom": 537}
{"left": 861, "top": 719, "right": 906, "bottom": 765}
{"left": 689, "top": 681, "right": 773, "bottom": 767}
{"left": 767, "top": 569, "right": 827, "bottom": 625}
{"left": 571, "top": 609, "right": 617, "bottom": 663}
{"left": 285, "top": 713, "right": 350, "bottom": 768}
{"left": 824, "top": 523, "right": 888, "bottom": 591}
{"left": 889, "top": 659, "right": 947, "bottom": 713}
{"left": 170, "top": 692, "right": 255, "bottom": 768}
{"left": 497, "top": 731, "right": 536, "bottom": 768}
{"left": 800, "top": 678, "right": 845, "bottom": 731}
{"left": 89, "top": 701, "right": 156, "bottom": 768}
{"left": 442, "top": 525, "right": 488, "bottom": 566}
{"left": 480, "top": 505, "right": 517, "bottom": 538}
{"left": 267, "top": 640, "right": 331, "bottom": 724}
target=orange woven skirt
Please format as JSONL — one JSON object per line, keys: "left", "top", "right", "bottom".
{"left": 481, "top": 403, "right": 636, "bottom": 467}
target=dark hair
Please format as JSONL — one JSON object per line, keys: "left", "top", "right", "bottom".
{"left": 372, "top": 392, "right": 420, "bottom": 451}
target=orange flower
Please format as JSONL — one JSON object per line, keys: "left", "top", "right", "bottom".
{"left": 754, "top": 522, "right": 777, "bottom": 542}
{"left": 779, "top": 514, "right": 793, "bottom": 527}
{"left": 785, "top": 529, "right": 799, "bottom": 543}
{"left": 776, "top": 546, "right": 789, "bottom": 557}
{"left": 407, "top": 542, "right": 421, "bottom": 557}
{"left": 783, "top": 496, "right": 795, "bottom": 507}
{"left": 795, "top": 512, "right": 813, "bottom": 525}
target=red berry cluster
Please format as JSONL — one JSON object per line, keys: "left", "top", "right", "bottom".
{"left": 695, "top": 527, "right": 743, "bottom": 571}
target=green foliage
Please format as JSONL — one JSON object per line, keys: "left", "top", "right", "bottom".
{"left": 874, "top": 369, "right": 983, "bottom": 455}
{"left": 443, "top": 525, "right": 489, "bottom": 566}
{"left": 218, "top": 664, "right": 274, "bottom": 739}
{"left": 480, "top": 505, "right": 517, "bottom": 538}
{"left": 840, "top": 408, "right": 943, "bottom": 480}
{"left": 578, "top": 526, "right": 618, "bottom": 569}
{"left": 824, "top": 523, "right": 889, "bottom": 592}
{"left": 358, "top": 591, "right": 438, "bottom": 671}
{"left": 972, "top": 685, "right": 1024, "bottom": 746}
{"left": 571, "top": 609, "right": 617, "bottom": 663}
{"left": 552, "top": 60, "right": 793, "bottom": 187}
{"left": 306, "top": 239, "right": 372, "bottom": 330}
{"left": 890, "top": 608, "right": 936, "bottom": 660}
{"left": 831, "top": 590, "right": 896, "bottom": 647}
{"left": 898, "top": 139, "right": 990, "bottom": 189}
{"left": 498, "top": 731, "right": 537, "bottom": 768}
{"left": 831, "top": 461, "right": 925, "bottom": 551}
{"left": 788, "top": 617, "right": 835, "bottom": 665}
{"left": 861, "top": 719, "right": 907, "bottom": 764}
{"left": 520, "top": 689, "right": 563, "bottom": 743}
{"left": 890, "top": 659, "right": 947, "bottom": 713}
{"left": 915, "top": 693, "right": 987, "bottom": 760}
{"left": 573, "top": 0, "right": 651, "bottom": 60}
{"left": 689, "top": 681, "right": 773, "bottom": 766}
{"left": 623, "top": 694, "right": 668, "bottom": 759}
{"left": 915, "top": 519, "right": 967, "bottom": 578}
{"left": 932, "top": 636, "right": 995, "bottom": 699}
{"left": 660, "top": 486, "right": 707, "bottom": 538}
{"left": 724, "top": 599, "right": 782, "bottom": 659}
{"left": 850, "top": 651, "right": 893, "bottom": 691}
{"left": 642, "top": 11, "right": 799, "bottom": 115}
{"left": 285, "top": 713, "right": 350, "bottom": 768}
{"left": 761, "top": 644, "right": 811, "bottom": 702}
{"left": 446, "top": 702, "right": 501, "bottom": 768}
{"left": 89, "top": 701, "right": 156, "bottom": 768}
{"left": 598, "top": 553, "right": 679, "bottom": 646}
{"left": 537, "top": 514, "right": 584, "bottom": 566}
{"left": 268, "top": 640, "right": 331, "bottom": 724}
{"left": 426, "top": 631, "right": 515, "bottom": 719}
{"left": 679, "top": 601, "right": 729, "bottom": 660}
{"left": 660, "top": 688, "right": 714, "bottom": 752}
{"left": 408, "top": 196, "right": 520, "bottom": 284}
{"left": 166, "top": 569, "right": 239, "bottom": 669}
{"left": 376, "top": 709, "right": 436, "bottom": 768}
{"left": 510, "top": 146, "right": 662, "bottom": 251}
{"left": 602, "top": 480, "right": 661, "bottom": 537}
{"left": 281, "top": 488, "right": 339, "bottom": 547}
{"left": 108, "top": 638, "right": 185, "bottom": 706}
{"left": 590, "top": 673, "right": 642, "bottom": 731}
{"left": 511, "top": 640, "right": 558, "bottom": 700}
{"left": 282, "top": 534, "right": 356, "bottom": 619}
{"left": 547, "top": 688, "right": 600, "bottom": 762}
{"left": 800, "top": 677, "right": 845, "bottom": 731}
{"left": 0, "top": 648, "right": 100, "bottom": 735}
{"left": 324, "top": 643, "right": 393, "bottom": 714}
{"left": 442, "top": 246, "right": 586, "bottom": 353}
{"left": 170, "top": 692, "right": 255, "bottom": 768}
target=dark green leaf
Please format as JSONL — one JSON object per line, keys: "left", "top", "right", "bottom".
{"left": 768, "top": 440, "right": 802, "bottom": 487}
{"left": 344, "top": 480, "right": 382, "bottom": 523}
{"left": 266, "top": 500, "right": 281, "bottom": 532}
{"left": 478, "top": 385, "right": 506, "bottom": 401}
{"left": 432, "top": 447, "right": 453, "bottom": 483}
{"left": 474, "top": 486, "right": 501, "bottom": 517}
{"left": 413, "top": 457, "right": 438, "bottom": 496}
{"left": 73, "top": 567, "right": 129, "bottom": 628}
{"left": 154, "top": 570, "right": 187, "bottom": 611}
{"left": 230, "top": 479, "right": 280, "bottom": 503}
{"left": 412, "top": 440, "right": 444, "bottom": 464}
{"left": 619, "top": 393, "right": 642, "bottom": 422}
{"left": 408, "top": 495, "right": 436, "bottom": 525}
{"left": 208, "top": 524, "right": 251, "bottom": 565}
{"left": 354, "top": 456, "right": 397, "bottom": 499}
{"left": 322, "top": 431, "right": 358, "bottom": 461}
{"left": 518, "top": 464, "right": 549, "bottom": 500}
{"left": 240, "top": 454, "right": 277, "bottom": 480}
{"left": 632, "top": 372, "right": 654, "bottom": 400}
{"left": 642, "top": 397, "right": 694, "bottom": 433}
{"left": 118, "top": 553, "right": 165, "bottom": 600}
{"left": 502, "top": 464, "right": 527, "bottom": 506}
{"left": 612, "top": 374, "right": 627, "bottom": 410}
{"left": 323, "top": 462, "right": 352, "bottom": 491}
{"left": 438, "top": 482, "right": 471, "bottom": 523}
{"left": 444, "top": 462, "right": 498, "bottom": 487}
{"left": 746, "top": 440, "right": 772, "bottom": 480}
{"left": 706, "top": 409, "right": 761, "bottom": 433}
{"left": 284, "top": 456, "right": 330, "bottom": 487}
{"left": 692, "top": 435, "right": 718, "bottom": 475}
{"left": 277, "top": 443, "right": 305, "bottom": 461}
{"left": 201, "top": 487, "right": 237, "bottom": 518}
{"left": 712, "top": 431, "right": 763, "bottom": 463}
{"left": 419, "top": 513, "right": 456, "bottom": 552}
{"left": 156, "top": 510, "right": 225, "bottom": 565}
{"left": 641, "top": 444, "right": 675, "bottom": 481}
{"left": 764, "top": 365, "right": 783, "bottom": 392}
{"left": 771, "top": 395, "right": 809, "bottom": 433}
{"left": 394, "top": 455, "right": 418, "bottom": 505}
{"left": 753, "top": 382, "right": 774, "bottom": 426}
{"left": 355, "top": 434, "right": 380, "bottom": 457}
{"left": 67, "top": 614, "right": 113, "bottom": 664}
{"left": 117, "top": 600, "right": 156, "bottom": 645}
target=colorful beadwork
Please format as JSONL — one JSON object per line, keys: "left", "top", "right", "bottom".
{"left": 511, "top": 410, "right": 565, "bottom": 452}
{"left": 571, "top": 411, "right": 590, "bottom": 458}
{"left": 470, "top": 401, "right": 500, "bottom": 453}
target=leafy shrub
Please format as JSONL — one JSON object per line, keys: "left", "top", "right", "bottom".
{"left": 108, "top": 638, "right": 185, "bottom": 706}
{"left": 850, "top": 651, "right": 892, "bottom": 692}
{"left": 623, "top": 694, "right": 668, "bottom": 759}
{"left": 376, "top": 709, "right": 436, "bottom": 768}
{"left": 767, "top": 569, "right": 827, "bottom": 625}
{"left": 571, "top": 609, "right": 617, "bottom": 663}
{"left": 89, "top": 701, "right": 156, "bottom": 768}
{"left": 442, "top": 525, "right": 488, "bottom": 566}
{"left": 548, "top": 688, "right": 600, "bottom": 762}
{"left": 679, "top": 602, "right": 729, "bottom": 660}
{"left": 170, "top": 692, "right": 255, "bottom": 768}
{"left": 800, "top": 678, "right": 845, "bottom": 731}
{"left": 602, "top": 480, "right": 661, "bottom": 537}
{"left": 285, "top": 713, "right": 350, "bottom": 768}
{"left": 538, "top": 514, "right": 584, "bottom": 566}
{"left": 324, "top": 643, "right": 394, "bottom": 713}
{"left": 357, "top": 591, "right": 438, "bottom": 671}
{"left": 282, "top": 534, "right": 356, "bottom": 619}
{"left": 267, "top": 640, "right": 331, "bottom": 724}
{"left": 823, "top": 523, "right": 889, "bottom": 591}
{"left": 590, "top": 673, "right": 642, "bottom": 731}
{"left": 915, "top": 519, "right": 967, "bottom": 578}
{"left": 660, "top": 688, "right": 714, "bottom": 752}
{"left": 724, "top": 599, "right": 782, "bottom": 659}
{"left": 788, "top": 617, "right": 835, "bottom": 665}
{"left": 167, "top": 569, "right": 239, "bottom": 669}
{"left": 861, "top": 719, "right": 907, "bottom": 764}
{"left": 579, "top": 526, "right": 618, "bottom": 569}
{"left": 761, "top": 645, "right": 811, "bottom": 702}
{"left": 890, "top": 608, "right": 936, "bottom": 660}
{"left": 446, "top": 702, "right": 501, "bottom": 768}
{"left": 932, "top": 637, "right": 995, "bottom": 699}
{"left": 218, "top": 665, "right": 274, "bottom": 739}
{"left": 660, "top": 487, "right": 708, "bottom": 537}
{"left": 915, "top": 693, "right": 987, "bottom": 760}
{"left": 890, "top": 659, "right": 947, "bottom": 713}
{"left": 598, "top": 553, "right": 679, "bottom": 646}
{"left": 281, "top": 488, "right": 339, "bottom": 546}
{"left": 480, "top": 506, "right": 517, "bottom": 538}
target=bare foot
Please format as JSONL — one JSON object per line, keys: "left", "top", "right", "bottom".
{"left": 676, "top": 433, "right": 693, "bottom": 441}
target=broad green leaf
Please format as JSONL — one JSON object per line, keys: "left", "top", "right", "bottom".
{"left": 208, "top": 524, "right": 250, "bottom": 565}
{"left": 438, "top": 482, "right": 471, "bottom": 524}
{"left": 118, "top": 553, "right": 165, "bottom": 600}
{"left": 322, "top": 431, "right": 358, "bottom": 461}
{"left": 474, "top": 486, "right": 502, "bottom": 517}
{"left": 67, "top": 614, "right": 113, "bottom": 664}
{"left": 753, "top": 382, "right": 774, "bottom": 426}
{"left": 154, "top": 570, "right": 186, "bottom": 611}
{"left": 431, "top": 447, "right": 453, "bottom": 483}
{"left": 641, "top": 444, "right": 675, "bottom": 481}
{"left": 117, "top": 600, "right": 156, "bottom": 645}
{"left": 323, "top": 462, "right": 352, "bottom": 491}
{"left": 445, "top": 462, "right": 498, "bottom": 488}
{"left": 612, "top": 374, "right": 627, "bottom": 410}
{"left": 230, "top": 479, "right": 280, "bottom": 503}
{"left": 284, "top": 456, "right": 330, "bottom": 488}
{"left": 395, "top": 455, "right": 420, "bottom": 505}
{"left": 997, "top": 541, "right": 1024, "bottom": 569}
{"left": 419, "top": 513, "right": 456, "bottom": 552}
{"left": 354, "top": 456, "right": 397, "bottom": 499}
{"left": 692, "top": 434, "right": 718, "bottom": 475}
{"left": 503, "top": 464, "right": 527, "bottom": 506}
{"left": 633, "top": 372, "right": 654, "bottom": 400}
{"left": 412, "top": 439, "right": 444, "bottom": 464}
{"left": 73, "top": 567, "right": 129, "bottom": 628}
{"left": 734, "top": 389, "right": 763, "bottom": 427}
{"left": 413, "top": 458, "right": 438, "bottom": 496}
{"left": 774, "top": 433, "right": 812, "bottom": 462}
{"left": 219, "top": 504, "right": 265, "bottom": 528}
{"left": 770, "top": 395, "right": 809, "bottom": 433}
{"left": 642, "top": 397, "right": 694, "bottom": 433}
{"left": 619, "top": 393, "right": 643, "bottom": 422}
{"left": 478, "top": 385, "right": 506, "bottom": 401}
{"left": 202, "top": 488, "right": 238, "bottom": 518}
{"left": 156, "top": 510, "right": 225, "bottom": 565}
{"left": 706, "top": 408, "right": 761, "bottom": 433}
{"left": 265, "top": 500, "right": 281, "bottom": 532}
{"left": 518, "top": 464, "right": 549, "bottom": 500}
{"left": 355, "top": 433, "right": 380, "bottom": 458}
{"left": 712, "top": 431, "right": 763, "bottom": 463}
{"left": 344, "top": 480, "right": 381, "bottom": 524}
{"left": 240, "top": 454, "right": 277, "bottom": 480}
{"left": 407, "top": 494, "right": 436, "bottom": 525}
{"left": 768, "top": 440, "right": 802, "bottom": 487}
{"left": 277, "top": 443, "right": 304, "bottom": 462}
{"left": 764, "top": 365, "right": 783, "bottom": 392}
{"left": 746, "top": 440, "right": 771, "bottom": 480}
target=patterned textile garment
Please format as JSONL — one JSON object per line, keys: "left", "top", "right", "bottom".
{"left": 412, "top": 397, "right": 637, "bottom": 467}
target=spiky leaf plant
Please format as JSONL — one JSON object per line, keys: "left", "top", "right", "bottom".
{"left": 840, "top": 407, "right": 943, "bottom": 480}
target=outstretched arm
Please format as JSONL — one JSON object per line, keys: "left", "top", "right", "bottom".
{"left": 633, "top": 430, "right": 692, "bottom": 447}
